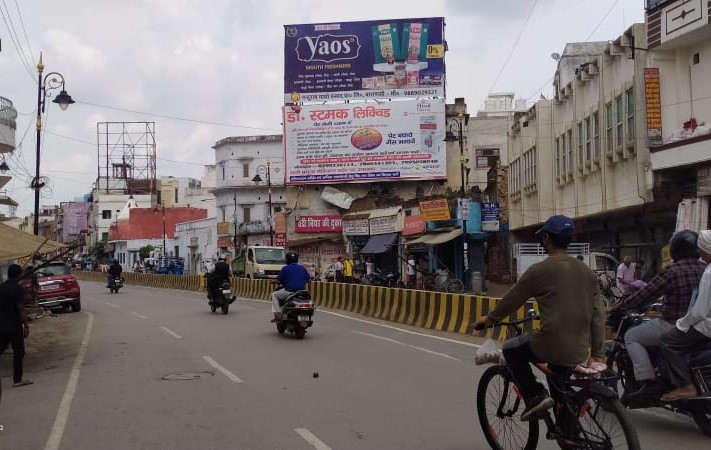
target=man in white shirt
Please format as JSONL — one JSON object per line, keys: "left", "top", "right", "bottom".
{"left": 659, "top": 229, "right": 711, "bottom": 401}
{"left": 616, "top": 256, "right": 636, "bottom": 293}
{"left": 407, "top": 257, "right": 416, "bottom": 288}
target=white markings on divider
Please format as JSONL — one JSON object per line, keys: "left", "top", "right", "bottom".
{"left": 106, "top": 302, "right": 119, "bottom": 308}
{"left": 354, "top": 330, "right": 461, "bottom": 362}
{"left": 160, "top": 326, "right": 183, "bottom": 339}
{"left": 203, "top": 356, "right": 243, "bottom": 383}
{"left": 132, "top": 312, "right": 147, "bottom": 319}
{"left": 44, "top": 312, "right": 95, "bottom": 450}
{"left": 295, "top": 428, "right": 332, "bottom": 450}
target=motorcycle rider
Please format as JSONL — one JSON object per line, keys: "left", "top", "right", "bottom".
{"left": 208, "top": 256, "right": 231, "bottom": 304}
{"left": 271, "top": 251, "right": 310, "bottom": 321}
{"left": 107, "top": 260, "right": 122, "bottom": 288}
{"left": 608, "top": 229, "right": 706, "bottom": 402}
{"left": 659, "top": 229, "right": 711, "bottom": 401}
{"left": 474, "top": 215, "right": 606, "bottom": 421}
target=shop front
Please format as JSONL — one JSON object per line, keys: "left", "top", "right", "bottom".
{"left": 342, "top": 213, "right": 370, "bottom": 279}
{"left": 358, "top": 207, "right": 402, "bottom": 276}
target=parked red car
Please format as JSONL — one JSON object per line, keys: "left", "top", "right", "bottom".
{"left": 20, "top": 262, "right": 81, "bottom": 312}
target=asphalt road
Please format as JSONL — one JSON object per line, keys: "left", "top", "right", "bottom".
{"left": 1, "top": 281, "right": 709, "bottom": 450}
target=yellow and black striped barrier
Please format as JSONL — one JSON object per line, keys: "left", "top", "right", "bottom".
{"left": 74, "top": 272, "right": 536, "bottom": 341}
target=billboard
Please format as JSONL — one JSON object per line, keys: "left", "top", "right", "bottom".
{"left": 284, "top": 98, "right": 446, "bottom": 184}
{"left": 283, "top": 18, "right": 445, "bottom": 102}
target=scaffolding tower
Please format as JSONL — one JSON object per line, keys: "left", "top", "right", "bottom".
{"left": 96, "top": 122, "right": 157, "bottom": 195}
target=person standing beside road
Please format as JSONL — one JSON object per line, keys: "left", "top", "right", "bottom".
{"left": 0, "top": 264, "right": 33, "bottom": 396}
{"left": 365, "top": 257, "right": 375, "bottom": 277}
{"left": 334, "top": 257, "right": 345, "bottom": 283}
{"left": 343, "top": 256, "right": 354, "bottom": 283}
{"left": 616, "top": 256, "right": 636, "bottom": 294}
{"left": 407, "top": 257, "right": 416, "bottom": 289}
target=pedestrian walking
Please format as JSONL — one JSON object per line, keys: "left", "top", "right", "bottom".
{"left": 0, "top": 264, "right": 33, "bottom": 404}
{"left": 407, "top": 257, "right": 417, "bottom": 289}
{"left": 344, "top": 256, "right": 354, "bottom": 283}
{"left": 334, "top": 257, "right": 345, "bottom": 283}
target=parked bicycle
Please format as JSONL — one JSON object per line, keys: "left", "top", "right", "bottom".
{"left": 475, "top": 314, "right": 640, "bottom": 450}
{"left": 423, "top": 268, "right": 464, "bottom": 293}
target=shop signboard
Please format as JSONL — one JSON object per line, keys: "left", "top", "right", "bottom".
{"left": 216, "top": 222, "right": 232, "bottom": 236}
{"left": 369, "top": 215, "right": 399, "bottom": 235}
{"left": 481, "top": 202, "right": 500, "bottom": 231}
{"left": 343, "top": 219, "right": 369, "bottom": 235}
{"left": 419, "top": 198, "right": 450, "bottom": 221}
{"left": 274, "top": 212, "right": 287, "bottom": 234}
{"left": 284, "top": 98, "right": 446, "bottom": 184}
{"left": 283, "top": 18, "right": 445, "bottom": 103}
{"left": 295, "top": 215, "right": 343, "bottom": 233}
{"left": 403, "top": 214, "right": 425, "bottom": 235}
{"left": 644, "top": 68, "right": 662, "bottom": 146}
{"left": 467, "top": 202, "right": 482, "bottom": 234}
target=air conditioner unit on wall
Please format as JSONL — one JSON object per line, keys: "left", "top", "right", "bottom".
{"left": 587, "top": 63, "right": 599, "bottom": 75}
{"left": 608, "top": 43, "right": 624, "bottom": 56}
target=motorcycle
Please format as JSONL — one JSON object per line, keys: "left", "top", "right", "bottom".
{"left": 108, "top": 277, "right": 124, "bottom": 294}
{"left": 273, "top": 288, "right": 314, "bottom": 339}
{"left": 208, "top": 279, "right": 235, "bottom": 315}
{"left": 362, "top": 269, "right": 402, "bottom": 288}
{"left": 606, "top": 309, "right": 711, "bottom": 436}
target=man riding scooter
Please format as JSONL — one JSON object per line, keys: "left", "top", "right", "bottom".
{"left": 271, "top": 251, "right": 310, "bottom": 321}
{"left": 608, "top": 230, "right": 706, "bottom": 402}
{"left": 107, "top": 260, "right": 122, "bottom": 288}
{"left": 207, "top": 257, "right": 231, "bottom": 305}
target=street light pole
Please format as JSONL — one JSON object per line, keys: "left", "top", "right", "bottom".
{"left": 251, "top": 159, "right": 274, "bottom": 246}
{"left": 33, "top": 52, "right": 75, "bottom": 235}
{"left": 233, "top": 192, "right": 238, "bottom": 253}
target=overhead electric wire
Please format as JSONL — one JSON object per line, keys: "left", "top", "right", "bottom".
{"left": 487, "top": 0, "right": 539, "bottom": 94}
{"left": 0, "top": 0, "right": 35, "bottom": 80}
{"left": 12, "top": 0, "right": 36, "bottom": 65}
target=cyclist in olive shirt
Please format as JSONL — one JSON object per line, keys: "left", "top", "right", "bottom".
{"left": 475, "top": 215, "right": 606, "bottom": 421}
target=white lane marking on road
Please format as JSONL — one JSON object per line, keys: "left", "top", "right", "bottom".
{"left": 132, "top": 312, "right": 147, "bottom": 319}
{"left": 325, "top": 310, "right": 481, "bottom": 348}
{"left": 203, "top": 356, "right": 243, "bottom": 383}
{"left": 160, "top": 326, "right": 183, "bottom": 339}
{"left": 44, "top": 312, "right": 95, "bottom": 450}
{"left": 106, "top": 302, "right": 120, "bottom": 308}
{"left": 295, "top": 428, "right": 332, "bottom": 450}
{"left": 354, "top": 331, "right": 461, "bottom": 362}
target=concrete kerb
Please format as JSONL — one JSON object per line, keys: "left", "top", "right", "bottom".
{"left": 74, "top": 271, "right": 536, "bottom": 341}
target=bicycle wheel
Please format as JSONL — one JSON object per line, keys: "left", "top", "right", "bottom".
{"left": 576, "top": 397, "right": 640, "bottom": 450}
{"left": 446, "top": 279, "right": 464, "bottom": 293}
{"left": 477, "top": 365, "right": 539, "bottom": 450}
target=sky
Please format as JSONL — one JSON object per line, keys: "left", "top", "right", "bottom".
{"left": 0, "top": 0, "right": 646, "bottom": 216}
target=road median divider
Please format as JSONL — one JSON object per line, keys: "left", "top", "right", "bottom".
{"left": 74, "top": 272, "right": 535, "bottom": 340}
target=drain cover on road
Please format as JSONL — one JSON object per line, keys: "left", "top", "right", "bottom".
{"left": 162, "top": 371, "right": 215, "bottom": 381}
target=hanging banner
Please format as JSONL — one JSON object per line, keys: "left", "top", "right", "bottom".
{"left": 284, "top": 98, "right": 446, "bottom": 184}
{"left": 284, "top": 18, "right": 445, "bottom": 103}
{"left": 481, "top": 202, "right": 500, "bottom": 232}
{"left": 403, "top": 214, "right": 425, "bottom": 235}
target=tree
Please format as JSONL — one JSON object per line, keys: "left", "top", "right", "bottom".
{"left": 139, "top": 245, "right": 155, "bottom": 261}
{"left": 89, "top": 242, "right": 106, "bottom": 262}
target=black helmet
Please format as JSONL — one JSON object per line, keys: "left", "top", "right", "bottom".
{"left": 670, "top": 230, "right": 699, "bottom": 261}
{"left": 285, "top": 251, "right": 299, "bottom": 264}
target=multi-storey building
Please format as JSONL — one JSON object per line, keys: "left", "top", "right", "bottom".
{"left": 508, "top": 24, "right": 673, "bottom": 268}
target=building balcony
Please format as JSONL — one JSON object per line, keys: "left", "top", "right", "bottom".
{"left": 650, "top": 132, "right": 711, "bottom": 170}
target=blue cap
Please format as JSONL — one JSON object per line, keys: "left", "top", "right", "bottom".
{"left": 535, "top": 215, "right": 574, "bottom": 236}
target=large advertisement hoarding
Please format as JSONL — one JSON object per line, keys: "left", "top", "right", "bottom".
{"left": 284, "top": 98, "right": 446, "bottom": 184}
{"left": 284, "top": 18, "right": 445, "bottom": 103}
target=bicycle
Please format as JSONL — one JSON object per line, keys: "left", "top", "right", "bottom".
{"left": 423, "top": 268, "right": 464, "bottom": 293}
{"left": 475, "top": 315, "right": 641, "bottom": 450}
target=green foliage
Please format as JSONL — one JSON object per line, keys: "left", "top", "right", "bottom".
{"left": 89, "top": 242, "right": 106, "bottom": 262}
{"left": 139, "top": 245, "right": 155, "bottom": 261}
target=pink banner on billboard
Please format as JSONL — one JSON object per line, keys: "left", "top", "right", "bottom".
{"left": 284, "top": 98, "right": 446, "bottom": 184}
{"left": 295, "top": 215, "right": 344, "bottom": 233}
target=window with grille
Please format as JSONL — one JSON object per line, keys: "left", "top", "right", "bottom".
{"left": 243, "top": 164, "right": 249, "bottom": 178}
{"left": 475, "top": 148, "right": 500, "bottom": 168}
{"left": 615, "top": 95, "right": 623, "bottom": 147}
{"left": 626, "top": 88, "right": 635, "bottom": 144}
{"left": 605, "top": 102, "right": 613, "bottom": 154}
{"left": 593, "top": 111, "right": 600, "bottom": 161}
{"left": 555, "top": 137, "right": 561, "bottom": 177}
{"left": 243, "top": 207, "right": 251, "bottom": 222}
{"left": 566, "top": 129, "right": 573, "bottom": 174}
{"left": 584, "top": 117, "right": 592, "bottom": 162}
{"left": 577, "top": 122, "right": 584, "bottom": 168}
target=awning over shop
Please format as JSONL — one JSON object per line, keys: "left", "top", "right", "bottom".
{"left": 0, "top": 222, "right": 65, "bottom": 261}
{"left": 405, "top": 228, "right": 463, "bottom": 246}
{"left": 359, "top": 232, "right": 398, "bottom": 254}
